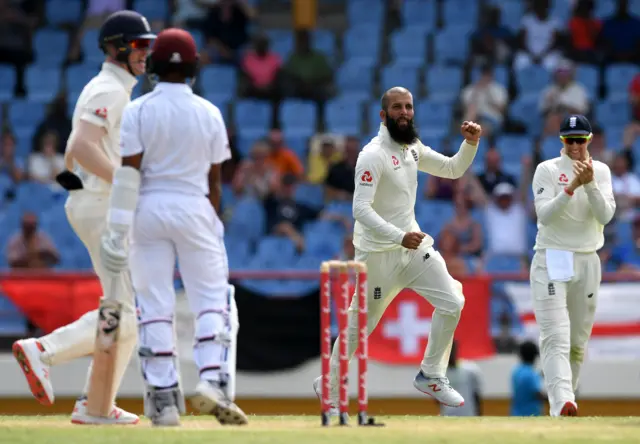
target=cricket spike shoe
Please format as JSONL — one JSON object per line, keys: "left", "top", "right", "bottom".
{"left": 413, "top": 371, "right": 465, "bottom": 407}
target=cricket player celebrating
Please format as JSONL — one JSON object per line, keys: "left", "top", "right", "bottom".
{"left": 530, "top": 115, "right": 615, "bottom": 416}
{"left": 12, "top": 11, "right": 155, "bottom": 425}
{"left": 99, "top": 28, "right": 247, "bottom": 427}
{"left": 314, "top": 87, "right": 482, "bottom": 411}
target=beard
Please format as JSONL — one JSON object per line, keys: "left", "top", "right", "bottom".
{"left": 385, "top": 115, "right": 418, "bottom": 145}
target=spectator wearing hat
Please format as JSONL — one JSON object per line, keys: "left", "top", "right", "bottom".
{"left": 484, "top": 182, "right": 527, "bottom": 262}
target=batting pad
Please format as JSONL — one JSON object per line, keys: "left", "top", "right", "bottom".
{"left": 108, "top": 166, "right": 141, "bottom": 234}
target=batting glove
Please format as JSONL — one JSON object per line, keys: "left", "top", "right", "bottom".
{"left": 100, "top": 231, "right": 128, "bottom": 274}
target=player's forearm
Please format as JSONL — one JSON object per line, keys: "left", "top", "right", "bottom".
{"left": 420, "top": 140, "right": 478, "bottom": 179}
{"left": 352, "top": 201, "right": 405, "bottom": 244}
{"left": 535, "top": 191, "right": 572, "bottom": 225}
{"left": 68, "top": 139, "right": 114, "bottom": 183}
{"left": 583, "top": 182, "right": 616, "bottom": 225}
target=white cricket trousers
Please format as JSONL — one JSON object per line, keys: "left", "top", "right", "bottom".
{"left": 530, "top": 250, "right": 600, "bottom": 416}
{"left": 329, "top": 243, "right": 465, "bottom": 390}
{"left": 130, "top": 193, "right": 230, "bottom": 389}
{"left": 38, "top": 190, "right": 138, "bottom": 402}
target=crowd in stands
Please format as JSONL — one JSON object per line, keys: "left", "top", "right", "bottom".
{"left": 1, "top": 0, "right": 640, "bottom": 348}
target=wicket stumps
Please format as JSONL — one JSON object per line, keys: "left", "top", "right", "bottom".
{"left": 320, "top": 260, "right": 382, "bottom": 427}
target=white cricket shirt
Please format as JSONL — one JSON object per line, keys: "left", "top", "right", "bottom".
{"left": 119, "top": 82, "right": 231, "bottom": 197}
{"left": 68, "top": 62, "right": 137, "bottom": 193}
{"left": 532, "top": 153, "right": 616, "bottom": 253}
{"left": 352, "top": 124, "right": 478, "bottom": 252}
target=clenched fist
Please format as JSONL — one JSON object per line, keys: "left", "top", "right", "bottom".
{"left": 402, "top": 232, "right": 426, "bottom": 250}
{"left": 461, "top": 121, "right": 482, "bottom": 143}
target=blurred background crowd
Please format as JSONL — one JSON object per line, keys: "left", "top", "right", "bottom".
{"left": 1, "top": 0, "right": 640, "bottom": 352}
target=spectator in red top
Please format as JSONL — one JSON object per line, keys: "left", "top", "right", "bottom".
{"left": 623, "top": 74, "right": 640, "bottom": 156}
{"left": 240, "top": 33, "right": 282, "bottom": 102}
{"left": 566, "top": 0, "right": 601, "bottom": 64}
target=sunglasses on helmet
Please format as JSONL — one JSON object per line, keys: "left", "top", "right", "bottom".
{"left": 560, "top": 136, "right": 589, "bottom": 145}
{"left": 128, "top": 38, "right": 153, "bottom": 49}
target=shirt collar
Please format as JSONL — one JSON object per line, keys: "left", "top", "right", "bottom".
{"left": 378, "top": 123, "right": 410, "bottom": 151}
{"left": 102, "top": 62, "right": 138, "bottom": 91}
{"left": 153, "top": 82, "right": 194, "bottom": 94}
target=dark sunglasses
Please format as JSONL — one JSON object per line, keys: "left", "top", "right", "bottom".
{"left": 560, "top": 136, "right": 588, "bottom": 145}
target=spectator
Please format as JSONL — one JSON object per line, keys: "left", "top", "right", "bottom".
{"left": 324, "top": 136, "right": 359, "bottom": 202}
{"left": 201, "top": 0, "right": 254, "bottom": 66}
{"left": 513, "top": 0, "right": 562, "bottom": 71}
{"left": 441, "top": 341, "right": 482, "bottom": 417}
{"left": 494, "top": 311, "right": 519, "bottom": 354}
{"left": 475, "top": 147, "right": 516, "bottom": 196}
{"left": 6, "top": 211, "right": 59, "bottom": 269}
{"left": 461, "top": 64, "right": 509, "bottom": 139}
{"left": 232, "top": 139, "right": 280, "bottom": 199}
{"left": 172, "top": 0, "right": 209, "bottom": 29}
{"left": 597, "top": 0, "right": 640, "bottom": 64}
{"left": 240, "top": 33, "right": 282, "bottom": 102}
{"left": 610, "top": 152, "right": 640, "bottom": 222}
{"left": 0, "top": 0, "right": 38, "bottom": 96}
{"left": 469, "top": 5, "right": 514, "bottom": 67}
{"left": 31, "top": 95, "right": 72, "bottom": 155}
{"left": 622, "top": 74, "right": 640, "bottom": 156}
{"left": 437, "top": 230, "right": 469, "bottom": 277}
{"left": 264, "top": 174, "right": 319, "bottom": 252}
{"left": 539, "top": 60, "right": 589, "bottom": 137}
{"left": 443, "top": 193, "right": 484, "bottom": 258}
{"left": 589, "top": 125, "right": 615, "bottom": 166}
{"left": 27, "top": 131, "right": 65, "bottom": 186}
{"left": 484, "top": 182, "right": 527, "bottom": 261}
{"left": 610, "top": 214, "right": 640, "bottom": 271}
{"left": 510, "top": 341, "right": 544, "bottom": 416}
{"left": 566, "top": 0, "right": 601, "bottom": 64}
{"left": 307, "top": 136, "right": 342, "bottom": 185}
{"left": 283, "top": 30, "right": 334, "bottom": 104}
{"left": 266, "top": 129, "right": 304, "bottom": 179}
{"left": 0, "top": 129, "right": 25, "bottom": 184}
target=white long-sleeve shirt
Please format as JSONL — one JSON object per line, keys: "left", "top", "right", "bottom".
{"left": 352, "top": 124, "right": 478, "bottom": 252}
{"left": 532, "top": 153, "right": 616, "bottom": 253}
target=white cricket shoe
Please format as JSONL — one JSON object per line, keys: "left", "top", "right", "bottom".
{"left": 313, "top": 376, "right": 340, "bottom": 417}
{"left": 12, "top": 339, "right": 54, "bottom": 406}
{"left": 70, "top": 397, "right": 140, "bottom": 425}
{"left": 413, "top": 371, "right": 465, "bottom": 407}
{"left": 190, "top": 380, "right": 248, "bottom": 425}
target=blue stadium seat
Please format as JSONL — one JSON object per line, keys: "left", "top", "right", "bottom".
{"left": 495, "top": 135, "right": 532, "bottom": 164}
{"left": 426, "top": 66, "right": 463, "bottom": 102}
{"left": 541, "top": 136, "right": 563, "bottom": 161}
{"left": 485, "top": 254, "right": 523, "bottom": 272}
{"left": 134, "top": 0, "right": 170, "bottom": 21}
{"left": 508, "top": 95, "right": 541, "bottom": 134}
{"left": 416, "top": 101, "right": 453, "bottom": 130}
{"left": 343, "top": 26, "right": 381, "bottom": 65}
{"left": 283, "top": 135, "right": 309, "bottom": 159}
{"left": 515, "top": 65, "right": 551, "bottom": 98}
{"left": 294, "top": 183, "right": 324, "bottom": 210}
{"left": 280, "top": 100, "right": 317, "bottom": 138}
{"left": 268, "top": 30, "right": 293, "bottom": 59}
{"left": 199, "top": 65, "right": 237, "bottom": 101}
{"left": 65, "top": 64, "right": 97, "bottom": 94}
{"left": 313, "top": 29, "right": 336, "bottom": 58}
{"left": 594, "top": 0, "right": 617, "bottom": 19}
{"left": 236, "top": 134, "right": 266, "bottom": 157}
{"left": 324, "top": 97, "right": 363, "bottom": 134}
{"left": 26, "top": 67, "right": 61, "bottom": 102}
{"left": 550, "top": 0, "right": 572, "bottom": 23}
{"left": 380, "top": 64, "right": 419, "bottom": 95}
{"left": 389, "top": 27, "right": 428, "bottom": 68}
{"left": 81, "top": 29, "right": 104, "bottom": 64}
{"left": 575, "top": 64, "right": 600, "bottom": 100}
{"left": 234, "top": 100, "right": 272, "bottom": 137}
{"left": 497, "top": 1, "right": 524, "bottom": 31}
{"left": 433, "top": 26, "right": 471, "bottom": 65}
{"left": 605, "top": 64, "right": 640, "bottom": 100}
{"left": 443, "top": 0, "right": 478, "bottom": 28}
{"left": 595, "top": 99, "right": 631, "bottom": 128}
{"left": 8, "top": 100, "right": 46, "bottom": 133}
{"left": 34, "top": 29, "right": 69, "bottom": 67}
{"left": 336, "top": 60, "right": 374, "bottom": 102}
{"left": 226, "top": 197, "right": 266, "bottom": 242}
{"left": 470, "top": 65, "right": 509, "bottom": 87}
{"left": 45, "top": 0, "right": 83, "bottom": 26}
{"left": 256, "top": 236, "right": 297, "bottom": 264}
{"left": 401, "top": 0, "right": 436, "bottom": 29}
{"left": 347, "top": 0, "right": 383, "bottom": 27}
{"left": 15, "top": 182, "right": 59, "bottom": 213}
{"left": 0, "top": 65, "right": 16, "bottom": 101}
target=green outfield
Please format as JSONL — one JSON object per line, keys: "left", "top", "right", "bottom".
{"left": 1, "top": 415, "right": 639, "bottom": 444}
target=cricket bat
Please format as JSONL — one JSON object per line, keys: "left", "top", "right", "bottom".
{"left": 86, "top": 275, "right": 123, "bottom": 417}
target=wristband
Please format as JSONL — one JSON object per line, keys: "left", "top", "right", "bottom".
{"left": 564, "top": 187, "right": 574, "bottom": 196}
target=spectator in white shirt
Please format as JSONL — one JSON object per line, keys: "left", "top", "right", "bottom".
{"left": 27, "top": 131, "right": 65, "bottom": 186}
{"left": 462, "top": 64, "right": 508, "bottom": 139}
{"left": 539, "top": 60, "right": 590, "bottom": 137}
{"left": 513, "top": 0, "right": 562, "bottom": 71}
{"left": 485, "top": 182, "right": 527, "bottom": 263}
{"left": 611, "top": 152, "right": 640, "bottom": 222}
